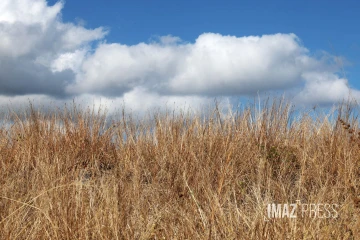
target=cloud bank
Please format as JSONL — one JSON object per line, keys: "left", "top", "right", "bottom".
{"left": 0, "top": 0, "right": 359, "bottom": 114}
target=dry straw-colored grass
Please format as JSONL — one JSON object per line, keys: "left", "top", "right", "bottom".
{"left": 0, "top": 99, "right": 359, "bottom": 239}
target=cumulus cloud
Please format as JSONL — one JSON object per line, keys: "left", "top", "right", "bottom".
{"left": 68, "top": 32, "right": 354, "bottom": 105}
{"left": 295, "top": 72, "right": 360, "bottom": 105}
{"left": 169, "top": 33, "right": 309, "bottom": 95}
{"left": 0, "top": 0, "right": 359, "bottom": 114}
{"left": 67, "top": 42, "right": 189, "bottom": 96}
{"left": 0, "top": 0, "right": 106, "bottom": 97}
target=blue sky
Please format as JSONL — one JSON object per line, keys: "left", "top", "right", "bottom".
{"left": 56, "top": 0, "right": 360, "bottom": 56}
{"left": 0, "top": 0, "right": 359, "bottom": 113}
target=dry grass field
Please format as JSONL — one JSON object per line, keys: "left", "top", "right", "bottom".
{"left": 0, "top": 99, "right": 359, "bottom": 239}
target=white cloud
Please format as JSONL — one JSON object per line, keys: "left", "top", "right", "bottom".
{"left": 169, "top": 33, "right": 308, "bottom": 95}
{"left": 0, "top": 0, "right": 359, "bottom": 114}
{"left": 120, "top": 87, "right": 211, "bottom": 114}
{"left": 295, "top": 72, "right": 360, "bottom": 104}
{"left": 0, "top": 0, "right": 106, "bottom": 58}
{"left": 67, "top": 42, "right": 189, "bottom": 96}
{"left": 68, "top": 32, "right": 355, "bottom": 106}
{"left": 0, "top": 0, "right": 107, "bottom": 97}
{"left": 0, "top": 0, "right": 61, "bottom": 27}
{"left": 51, "top": 49, "right": 87, "bottom": 73}
{"left": 158, "top": 35, "right": 182, "bottom": 45}
{"left": 0, "top": 90, "right": 212, "bottom": 117}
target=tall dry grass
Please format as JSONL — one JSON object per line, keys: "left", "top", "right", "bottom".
{"left": 0, "top": 99, "right": 359, "bottom": 239}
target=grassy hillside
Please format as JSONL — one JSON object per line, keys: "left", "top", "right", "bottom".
{"left": 0, "top": 100, "right": 359, "bottom": 239}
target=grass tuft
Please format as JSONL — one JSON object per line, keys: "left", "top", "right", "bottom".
{"left": 0, "top": 99, "right": 359, "bottom": 239}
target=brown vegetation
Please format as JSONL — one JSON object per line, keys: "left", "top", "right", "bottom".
{"left": 0, "top": 99, "right": 359, "bottom": 239}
